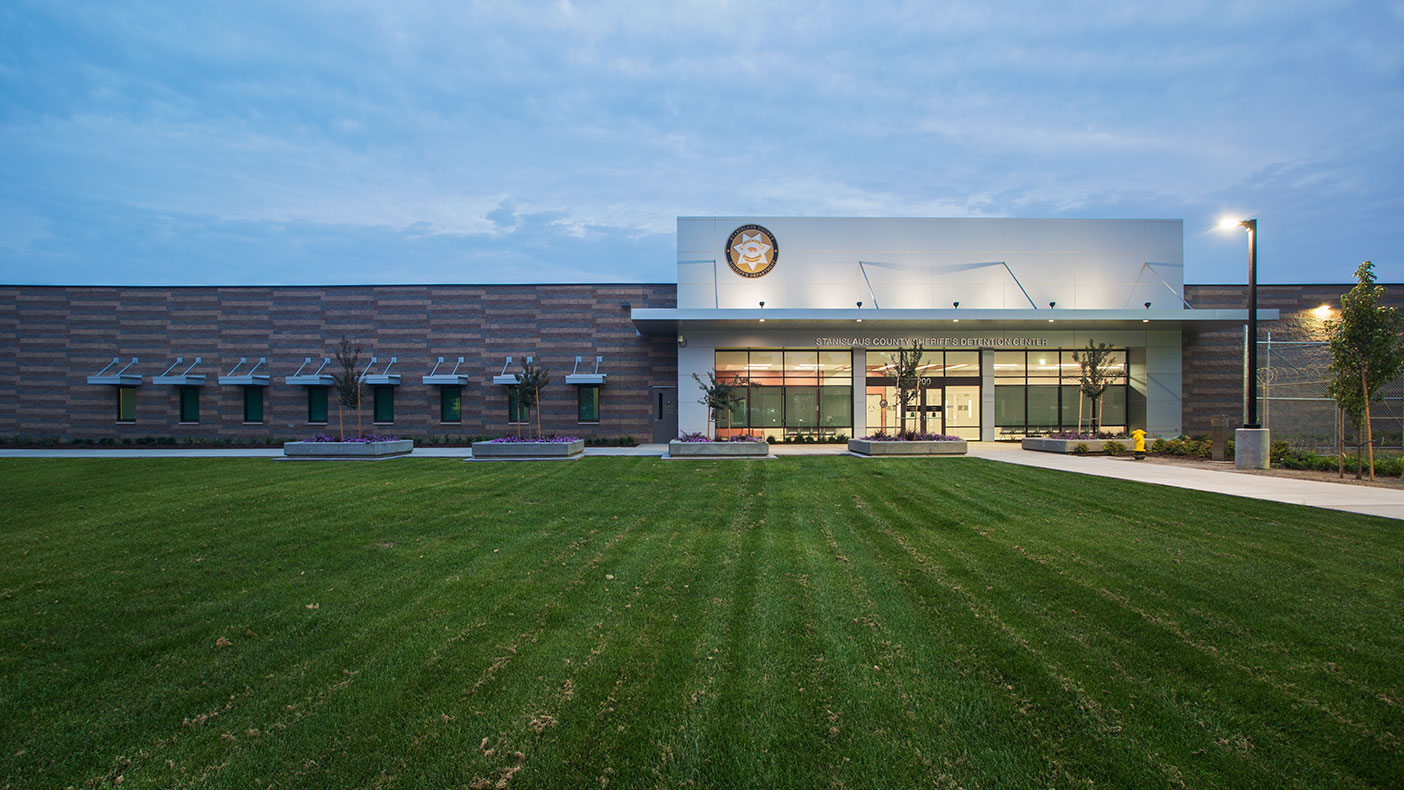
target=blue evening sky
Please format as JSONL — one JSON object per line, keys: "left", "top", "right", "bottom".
{"left": 1, "top": 1, "right": 1401, "bottom": 286}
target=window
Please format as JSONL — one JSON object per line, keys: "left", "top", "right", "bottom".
{"left": 373, "top": 386, "right": 394, "bottom": 423}
{"left": 577, "top": 385, "right": 599, "bottom": 423}
{"left": 507, "top": 389, "right": 529, "bottom": 423}
{"left": 242, "top": 386, "right": 264, "bottom": 423}
{"left": 307, "top": 387, "right": 328, "bottom": 424}
{"left": 714, "top": 349, "right": 852, "bottom": 439}
{"left": 178, "top": 386, "right": 199, "bottom": 423}
{"left": 116, "top": 388, "right": 136, "bottom": 423}
{"left": 440, "top": 386, "right": 462, "bottom": 423}
{"left": 992, "top": 349, "right": 1131, "bottom": 438}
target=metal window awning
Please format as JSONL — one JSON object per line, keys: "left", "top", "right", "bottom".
{"left": 87, "top": 357, "right": 142, "bottom": 386}
{"left": 360, "top": 356, "right": 400, "bottom": 386}
{"left": 286, "top": 357, "right": 334, "bottom": 386}
{"left": 565, "top": 355, "right": 606, "bottom": 385}
{"left": 152, "top": 357, "right": 206, "bottom": 386}
{"left": 491, "top": 355, "right": 530, "bottom": 385}
{"left": 218, "top": 357, "right": 270, "bottom": 386}
{"left": 423, "top": 356, "right": 470, "bottom": 386}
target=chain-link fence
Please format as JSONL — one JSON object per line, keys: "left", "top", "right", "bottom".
{"left": 1256, "top": 335, "right": 1403, "bottom": 451}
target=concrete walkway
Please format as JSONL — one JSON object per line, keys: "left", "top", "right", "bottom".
{"left": 967, "top": 442, "right": 1404, "bottom": 521}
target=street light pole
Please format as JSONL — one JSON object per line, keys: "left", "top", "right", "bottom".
{"left": 1244, "top": 218, "right": 1258, "bottom": 428}
{"left": 1219, "top": 215, "right": 1268, "bottom": 469}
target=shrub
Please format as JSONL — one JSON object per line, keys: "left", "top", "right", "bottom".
{"left": 1103, "top": 440, "right": 1126, "bottom": 456}
{"left": 1151, "top": 437, "right": 1169, "bottom": 454}
{"left": 1073, "top": 443, "right": 1090, "bottom": 455}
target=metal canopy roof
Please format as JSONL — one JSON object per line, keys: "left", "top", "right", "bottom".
{"left": 630, "top": 307, "right": 1278, "bottom": 335}
{"left": 286, "top": 357, "right": 334, "bottom": 386}
{"left": 360, "top": 356, "right": 400, "bottom": 386}
{"left": 491, "top": 355, "right": 530, "bottom": 385}
{"left": 565, "top": 355, "right": 606, "bottom": 385}
{"left": 152, "top": 357, "right": 206, "bottom": 386}
{"left": 218, "top": 357, "right": 270, "bottom": 386}
{"left": 87, "top": 357, "right": 142, "bottom": 386}
{"left": 423, "top": 356, "right": 471, "bottom": 386}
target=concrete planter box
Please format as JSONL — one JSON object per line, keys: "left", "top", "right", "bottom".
{"left": 471, "top": 440, "right": 584, "bottom": 458}
{"left": 283, "top": 439, "right": 414, "bottom": 459}
{"left": 668, "top": 440, "right": 770, "bottom": 457}
{"left": 1021, "top": 438, "right": 1119, "bottom": 454}
{"left": 848, "top": 438, "right": 967, "bottom": 456}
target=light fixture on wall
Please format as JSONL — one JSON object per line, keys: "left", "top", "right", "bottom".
{"left": 758, "top": 300, "right": 765, "bottom": 322}
{"left": 677, "top": 335, "right": 686, "bottom": 348}
{"left": 952, "top": 301, "right": 959, "bottom": 322}
{"left": 856, "top": 301, "right": 863, "bottom": 322}
{"left": 1143, "top": 301, "right": 1151, "bottom": 323}
{"left": 1048, "top": 301, "right": 1056, "bottom": 322}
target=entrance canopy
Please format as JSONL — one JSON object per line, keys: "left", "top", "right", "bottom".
{"left": 631, "top": 307, "right": 1278, "bottom": 336}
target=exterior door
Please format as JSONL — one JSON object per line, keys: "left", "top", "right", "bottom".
{"left": 919, "top": 385, "right": 944, "bottom": 434}
{"left": 651, "top": 386, "right": 678, "bottom": 443}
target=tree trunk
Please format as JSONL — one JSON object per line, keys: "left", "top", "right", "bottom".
{"left": 338, "top": 402, "right": 344, "bottom": 442}
{"left": 535, "top": 385, "right": 542, "bottom": 439}
{"left": 1078, "top": 391, "right": 1084, "bottom": 435}
{"left": 1337, "top": 405, "right": 1344, "bottom": 478}
{"left": 1362, "top": 367, "right": 1375, "bottom": 481}
{"left": 356, "top": 388, "right": 362, "bottom": 440}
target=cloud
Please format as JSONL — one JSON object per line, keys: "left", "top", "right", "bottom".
{"left": 0, "top": 0, "right": 1400, "bottom": 284}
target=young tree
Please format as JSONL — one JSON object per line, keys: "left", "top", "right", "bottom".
{"left": 1072, "top": 340, "right": 1116, "bottom": 433}
{"left": 887, "top": 343, "right": 928, "bottom": 435}
{"left": 1325, "top": 261, "right": 1404, "bottom": 480}
{"left": 693, "top": 370, "right": 749, "bottom": 437}
{"left": 331, "top": 336, "right": 362, "bottom": 441}
{"left": 515, "top": 359, "right": 551, "bottom": 439}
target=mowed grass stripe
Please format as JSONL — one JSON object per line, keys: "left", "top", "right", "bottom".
{"left": 224, "top": 461, "right": 681, "bottom": 787}
{"left": 2, "top": 457, "right": 1402, "bottom": 789}
{"left": 857, "top": 460, "right": 1392, "bottom": 787}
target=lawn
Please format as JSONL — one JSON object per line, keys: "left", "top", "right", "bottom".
{"left": 1, "top": 457, "right": 1401, "bottom": 788}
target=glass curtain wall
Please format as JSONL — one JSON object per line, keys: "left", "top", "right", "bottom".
{"left": 714, "top": 350, "right": 852, "bottom": 439}
{"left": 994, "top": 349, "right": 1128, "bottom": 438}
{"left": 863, "top": 349, "right": 981, "bottom": 439}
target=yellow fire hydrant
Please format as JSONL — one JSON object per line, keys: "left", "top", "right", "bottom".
{"left": 1131, "top": 429, "right": 1147, "bottom": 460}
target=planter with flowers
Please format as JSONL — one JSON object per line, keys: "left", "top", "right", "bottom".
{"left": 848, "top": 431, "right": 967, "bottom": 456}
{"left": 667, "top": 432, "right": 771, "bottom": 458}
{"left": 283, "top": 434, "right": 414, "bottom": 459}
{"left": 471, "top": 434, "right": 584, "bottom": 459}
{"left": 1021, "top": 432, "right": 1129, "bottom": 454}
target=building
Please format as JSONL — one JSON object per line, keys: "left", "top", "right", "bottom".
{"left": 0, "top": 216, "right": 1387, "bottom": 445}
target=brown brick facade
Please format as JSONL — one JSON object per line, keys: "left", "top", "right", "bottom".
{"left": 0, "top": 284, "right": 677, "bottom": 441}
{"left": 1182, "top": 283, "right": 1404, "bottom": 436}
{"left": 3, "top": 281, "right": 1399, "bottom": 442}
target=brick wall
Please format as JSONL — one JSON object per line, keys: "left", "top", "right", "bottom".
{"left": 0, "top": 284, "right": 678, "bottom": 441}
{"left": 1182, "top": 283, "right": 1404, "bottom": 436}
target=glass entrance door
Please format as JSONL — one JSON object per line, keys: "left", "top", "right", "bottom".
{"left": 864, "top": 349, "right": 982, "bottom": 439}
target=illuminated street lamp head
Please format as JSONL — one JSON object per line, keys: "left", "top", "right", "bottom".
{"left": 1219, "top": 217, "right": 1256, "bottom": 232}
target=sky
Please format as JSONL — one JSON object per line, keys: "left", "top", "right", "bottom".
{"left": 1, "top": 1, "right": 1401, "bottom": 286}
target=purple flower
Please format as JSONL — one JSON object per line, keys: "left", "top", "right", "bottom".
{"left": 308, "top": 434, "right": 399, "bottom": 443}
{"left": 676, "top": 432, "right": 765, "bottom": 442}
{"left": 485, "top": 435, "right": 581, "bottom": 443}
{"left": 862, "top": 431, "right": 961, "bottom": 442}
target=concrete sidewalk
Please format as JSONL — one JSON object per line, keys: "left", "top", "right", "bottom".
{"left": 968, "top": 442, "right": 1404, "bottom": 521}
